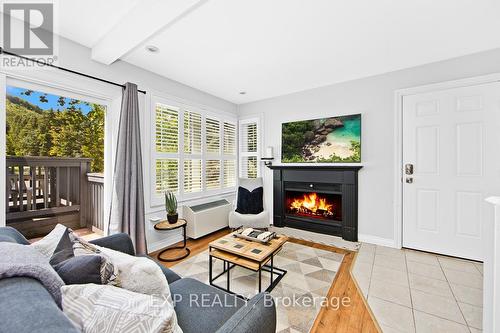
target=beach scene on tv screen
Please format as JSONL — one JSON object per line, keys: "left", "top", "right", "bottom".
{"left": 281, "top": 114, "right": 361, "bottom": 163}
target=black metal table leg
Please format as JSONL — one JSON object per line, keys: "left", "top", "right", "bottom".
{"left": 270, "top": 255, "right": 274, "bottom": 285}
{"left": 156, "top": 222, "right": 190, "bottom": 262}
{"left": 227, "top": 261, "right": 230, "bottom": 291}
{"left": 209, "top": 245, "right": 287, "bottom": 297}
{"left": 258, "top": 267, "right": 262, "bottom": 293}
{"left": 209, "top": 246, "right": 213, "bottom": 286}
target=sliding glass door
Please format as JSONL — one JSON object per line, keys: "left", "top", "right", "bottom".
{"left": 4, "top": 78, "right": 107, "bottom": 239}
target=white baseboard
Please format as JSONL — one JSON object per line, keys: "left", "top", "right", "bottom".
{"left": 358, "top": 234, "right": 397, "bottom": 248}
{"left": 147, "top": 233, "right": 184, "bottom": 254}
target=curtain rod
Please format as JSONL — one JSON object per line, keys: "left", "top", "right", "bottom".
{"left": 0, "top": 47, "right": 147, "bottom": 94}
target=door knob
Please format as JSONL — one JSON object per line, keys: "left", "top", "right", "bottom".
{"left": 406, "top": 177, "right": 413, "bottom": 184}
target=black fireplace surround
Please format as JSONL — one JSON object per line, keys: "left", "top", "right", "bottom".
{"left": 269, "top": 165, "right": 362, "bottom": 242}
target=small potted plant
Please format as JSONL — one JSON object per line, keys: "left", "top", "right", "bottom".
{"left": 165, "top": 191, "right": 178, "bottom": 224}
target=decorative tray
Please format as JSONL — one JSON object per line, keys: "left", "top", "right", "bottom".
{"left": 233, "top": 227, "right": 276, "bottom": 244}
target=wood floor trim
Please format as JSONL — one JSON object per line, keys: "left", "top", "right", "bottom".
{"left": 289, "top": 237, "right": 380, "bottom": 333}
{"left": 152, "top": 229, "right": 380, "bottom": 333}
{"left": 347, "top": 251, "right": 382, "bottom": 332}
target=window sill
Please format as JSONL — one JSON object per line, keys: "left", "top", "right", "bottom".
{"left": 149, "top": 188, "right": 236, "bottom": 212}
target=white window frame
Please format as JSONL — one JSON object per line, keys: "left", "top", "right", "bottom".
{"left": 150, "top": 95, "right": 237, "bottom": 207}
{"left": 238, "top": 116, "right": 261, "bottom": 179}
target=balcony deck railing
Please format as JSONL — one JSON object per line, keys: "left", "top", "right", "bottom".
{"left": 87, "top": 172, "right": 105, "bottom": 234}
{"left": 6, "top": 156, "right": 104, "bottom": 238}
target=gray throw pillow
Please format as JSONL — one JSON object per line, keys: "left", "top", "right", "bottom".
{"left": 49, "top": 228, "right": 75, "bottom": 266}
{"left": 72, "top": 237, "right": 120, "bottom": 286}
{"left": 53, "top": 255, "right": 103, "bottom": 285}
{"left": 49, "top": 228, "right": 118, "bottom": 286}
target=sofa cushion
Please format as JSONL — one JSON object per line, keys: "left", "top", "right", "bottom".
{"left": 92, "top": 242, "right": 173, "bottom": 297}
{"left": 62, "top": 284, "right": 182, "bottom": 333}
{"left": 90, "top": 233, "right": 135, "bottom": 256}
{"left": 216, "top": 292, "right": 276, "bottom": 333}
{"left": 0, "top": 277, "right": 79, "bottom": 333}
{"left": 169, "top": 278, "right": 245, "bottom": 333}
{"left": 137, "top": 254, "right": 181, "bottom": 284}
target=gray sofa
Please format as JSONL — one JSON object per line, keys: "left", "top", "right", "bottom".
{"left": 0, "top": 227, "right": 276, "bottom": 333}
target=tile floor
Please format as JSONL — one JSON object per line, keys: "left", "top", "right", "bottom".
{"left": 352, "top": 243, "right": 483, "bottom": 333}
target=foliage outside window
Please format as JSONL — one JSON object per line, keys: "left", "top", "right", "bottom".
{"left": 6, "top": 86, "right": 105, "bottom": 172}
{"left": 153, "top": 99, "right": 237, "bottom": 200}
{"left": 155, "top": 159, "right": 179, "bottom": 194}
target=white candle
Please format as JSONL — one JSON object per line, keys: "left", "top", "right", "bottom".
{"left": 265, "top": 147, "right": 274, "bottom": 158}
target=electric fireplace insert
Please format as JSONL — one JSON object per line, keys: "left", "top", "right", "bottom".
{"left": 285, "top": 191, "right": 342, "bottom": 222}
{"left": 270, "top": 165, "right": 362, "bottom": 241}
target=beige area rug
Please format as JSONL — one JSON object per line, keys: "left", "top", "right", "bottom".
{"left": 170, "top": 242, "right": 344, "bottom": 333}
{"left": 269, "top": 226, "right": 361, "bottom": 252}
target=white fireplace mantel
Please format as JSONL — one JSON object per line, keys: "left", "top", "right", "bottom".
{"left": 484, "top": 196, "right": 500, "bottom": 333}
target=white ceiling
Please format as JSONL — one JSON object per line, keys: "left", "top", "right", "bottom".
{"left": 58, "top": 0, "right": 500, "bottom": 103}
{"left": 59, "top": 0, "right": 139, "bottom": 48}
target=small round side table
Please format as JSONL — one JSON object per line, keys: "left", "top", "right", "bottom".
{"left": 154, "top": 218, "right": 191, "bottom": 262}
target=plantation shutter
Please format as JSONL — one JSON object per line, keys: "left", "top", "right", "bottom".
{"left": 239, "top": 120, "right": 260, "bottom": 178}
{"left": 206, "top": 160, "right": 221, "bottom": 189}
{"left": 184, "top": 110, "right": 202, "bottom": 154}
{"left": 223, "top": 122, "right": 236, "bottom": 155}
{"left": 155, "top": 102, "right": 179, "bottom": 194}
{"left": 222, "top": 121, "right": 237, "bottom": 188}
{"left": 223, "top": 160, "right": 236, "bottom": 188}
{"left": 183, "top": 159, "right": 202, "bottom": 193}
{"left": 156, "top": 104, "right": 179, "bottom": 153}
{"left": 206, "top": 117, "right": 220, "bottom": 154}
{"left": 240, "top": 122, "right": 257, "bottom": 153}
{"left": 152, "top": 96, "right": 238, "bottom": 203}
{"left": 240, "top": 156, "right": 258, "bottom": 178}
{"left": 155, "top": 159, "right": 179, "bottom": 193}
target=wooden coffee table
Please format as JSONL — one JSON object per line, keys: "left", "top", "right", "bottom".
{"left": 208, "top": 233, "right": 288, "bottom": 298}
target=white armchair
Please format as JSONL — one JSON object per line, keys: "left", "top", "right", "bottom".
{"left": 228, "top": 177, "right": 270, "bottom": 229}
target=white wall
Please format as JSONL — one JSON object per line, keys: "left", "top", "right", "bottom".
{"left": 1, "top": 36, "right": 237, "bottom": 251}
{"left": 238, "top": 48, "right": 500, "bottom": 247}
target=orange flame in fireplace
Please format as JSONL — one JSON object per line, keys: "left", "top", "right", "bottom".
{"left": 290, "top": 192, "right": 333, "bottom": 213}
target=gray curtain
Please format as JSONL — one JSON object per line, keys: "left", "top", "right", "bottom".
{"left": 108, "top": 82, "right": 147, "bottom": 254}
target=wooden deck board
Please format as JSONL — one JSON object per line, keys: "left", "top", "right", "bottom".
{"left": 28, "top": 227, "right": 100, "bottom": 243}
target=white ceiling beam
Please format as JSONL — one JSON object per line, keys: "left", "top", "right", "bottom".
{"left": 91, "top": 0, "right": 207, "bottom": 65}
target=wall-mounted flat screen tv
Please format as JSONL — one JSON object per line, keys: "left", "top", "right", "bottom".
{"left": 281, "top": 113, "right": 361, "bottom": 163}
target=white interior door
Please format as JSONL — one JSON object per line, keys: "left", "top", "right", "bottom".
{"left": 402, "top": 82, "right": 500, "bottom": 261}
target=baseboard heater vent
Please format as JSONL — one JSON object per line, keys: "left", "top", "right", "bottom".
{"left": 184, "top": 199, "right": 232, "bottom": 239}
